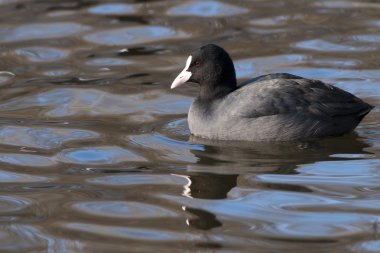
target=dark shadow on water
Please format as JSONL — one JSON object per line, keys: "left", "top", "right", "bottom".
{"left": 46, "top": 1, "right": 93, "bottom": 11}
{"left": 189, "top": 133, "right": 371, "bottom": 173}
{"left": 24, "top": 73, "right": 149, "bottom": 86}
{"left": 186, "top": 207, "right": 222, "bottom": 230}
{"left": 116, "top": 46, "right": 165, "bottom": 56}
{"left": 186, "top": 173, "right": 238, "bottom": 199}
{"left": 116, "top": 16, "right": 149, "bottom": 24}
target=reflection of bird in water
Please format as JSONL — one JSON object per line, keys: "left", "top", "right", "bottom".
{"left": 186, "top": 172, "right": 238, "bottom": 199}
{"left": 189, "top": 133, "right": 371, "bottom": 174}
{"left": 178, "top": 133, "right": 371, "bottom": 201}
{"left": 181, "top": 173, "right": 237, "bottom": 231}
{"left": 176, "top": 134, "right": 371, "bottom": 236}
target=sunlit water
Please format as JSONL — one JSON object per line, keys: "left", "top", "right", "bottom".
{"left": 0, "top": 1, "right": 379, "bottom": 252}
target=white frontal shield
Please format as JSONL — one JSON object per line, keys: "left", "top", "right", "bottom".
{"left": 171, "top": 56, "right": 192, "bottom": 89}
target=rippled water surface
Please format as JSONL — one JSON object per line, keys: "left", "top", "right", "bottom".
{"left": 0, "top": 0, "right": 379, "bottom": 252}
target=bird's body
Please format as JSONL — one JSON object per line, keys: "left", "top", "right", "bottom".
{"left": 171, "top": 45, "right": 373, "bottom": 141}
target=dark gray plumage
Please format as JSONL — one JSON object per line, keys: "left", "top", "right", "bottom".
{"left": 171, "top": 44, "right": 373, "bottom": 141}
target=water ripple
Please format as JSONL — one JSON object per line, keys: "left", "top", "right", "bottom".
{"left": 0, "top": 224, "right": 81, "bottom": 252}
{"left": 59, "top": 222, "right": 189, "bottom": 241}
{"left": 163, "top": 189, "right": 379, "bottom": 240}
{"left": 353, "top": 240, "right": 380, "bottom": 253}
{"left": 57, "top": 146, "right": 146, "bottom": 165}
{"left": 0, "top": 225, "right": 47, "bottom": 251}
{"left": 0, "top": 126, "right": 99, "bottom": 149}
{"left": 88, "top": 174, "right": 189, "bottom": 187}
{"left": 71, "top": 201, "right": 178, "bottom": 218}
{"left": 297, "top": 159, "right": 380, "bottom": 176}
{"left": 0, "top": 88, "right": 191, "bottom": 119}
{"left": 0, "top": 153, "right": 56, "bottom": 167}
{"left": 0, "top": 71, "right": 15, "bottom": 86}
{"left": 167, "top": 1, "right": 249, "bottom": 17}
{"left": 0, "top": 195, "right": 31, "bottom": 214}
{"left": 0, "top": 22, "right": 91, "bottom": 42}
{"left": 87, "top": 3, "right": 138, "bottom": 15}
{"left": 250, "top": 15, "right": 290, "bottom": 26}
{"left": 256, "top": 171, "right": 380, "bottom": 188}
{"left": 85, "top": 58, "right": 132, "bottom": 66}
{"left": 83, "top": 26, "right": 188, "bottom": 46}
{"left": 294, "top": 39, "right": 376, "bottom": 52}
{"left": 315, "top": 1, "right": 380, "bottom": 9}
{"left": 15, "top": 47, "right": 69, "bottom": 62}
{"left": 235, "top": 54, "right": 306, "bottom": 79}
{"left": 128, "top": 133, "right": 202, "bottom": 163}
{"left": 42, "top": 69, "right": 71, "bottom": 77}
{"left": 352, "top": 34, "right": 380, "bottom": 43}
{"left": 0, "top": 169, "right": 52, "bottom": 182}
{"left": 254, "top": 159, "right": 380, "bottom": 196}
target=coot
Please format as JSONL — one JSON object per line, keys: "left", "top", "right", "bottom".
{"left": 171, "top": 44, "right": 373, "bottom": 141}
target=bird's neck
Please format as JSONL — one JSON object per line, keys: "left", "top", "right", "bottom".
{"left": 198, "top": 79, "right": 237, "bottom": 102}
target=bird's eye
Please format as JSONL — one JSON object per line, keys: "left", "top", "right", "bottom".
{"left": 195, "top": 61, "right": 201, "bottom": 67}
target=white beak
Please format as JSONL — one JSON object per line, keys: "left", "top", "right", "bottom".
{"left": 171, "top": 56, "right": 192, "bottom": 89}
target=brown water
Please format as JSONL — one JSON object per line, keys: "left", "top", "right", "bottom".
{"left": 0, "top": 0, "right": 379, "bottom": 252}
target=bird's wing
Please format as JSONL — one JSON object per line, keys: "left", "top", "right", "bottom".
{"left": 223, "top": 77, "right": 372, "bottom": 119}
